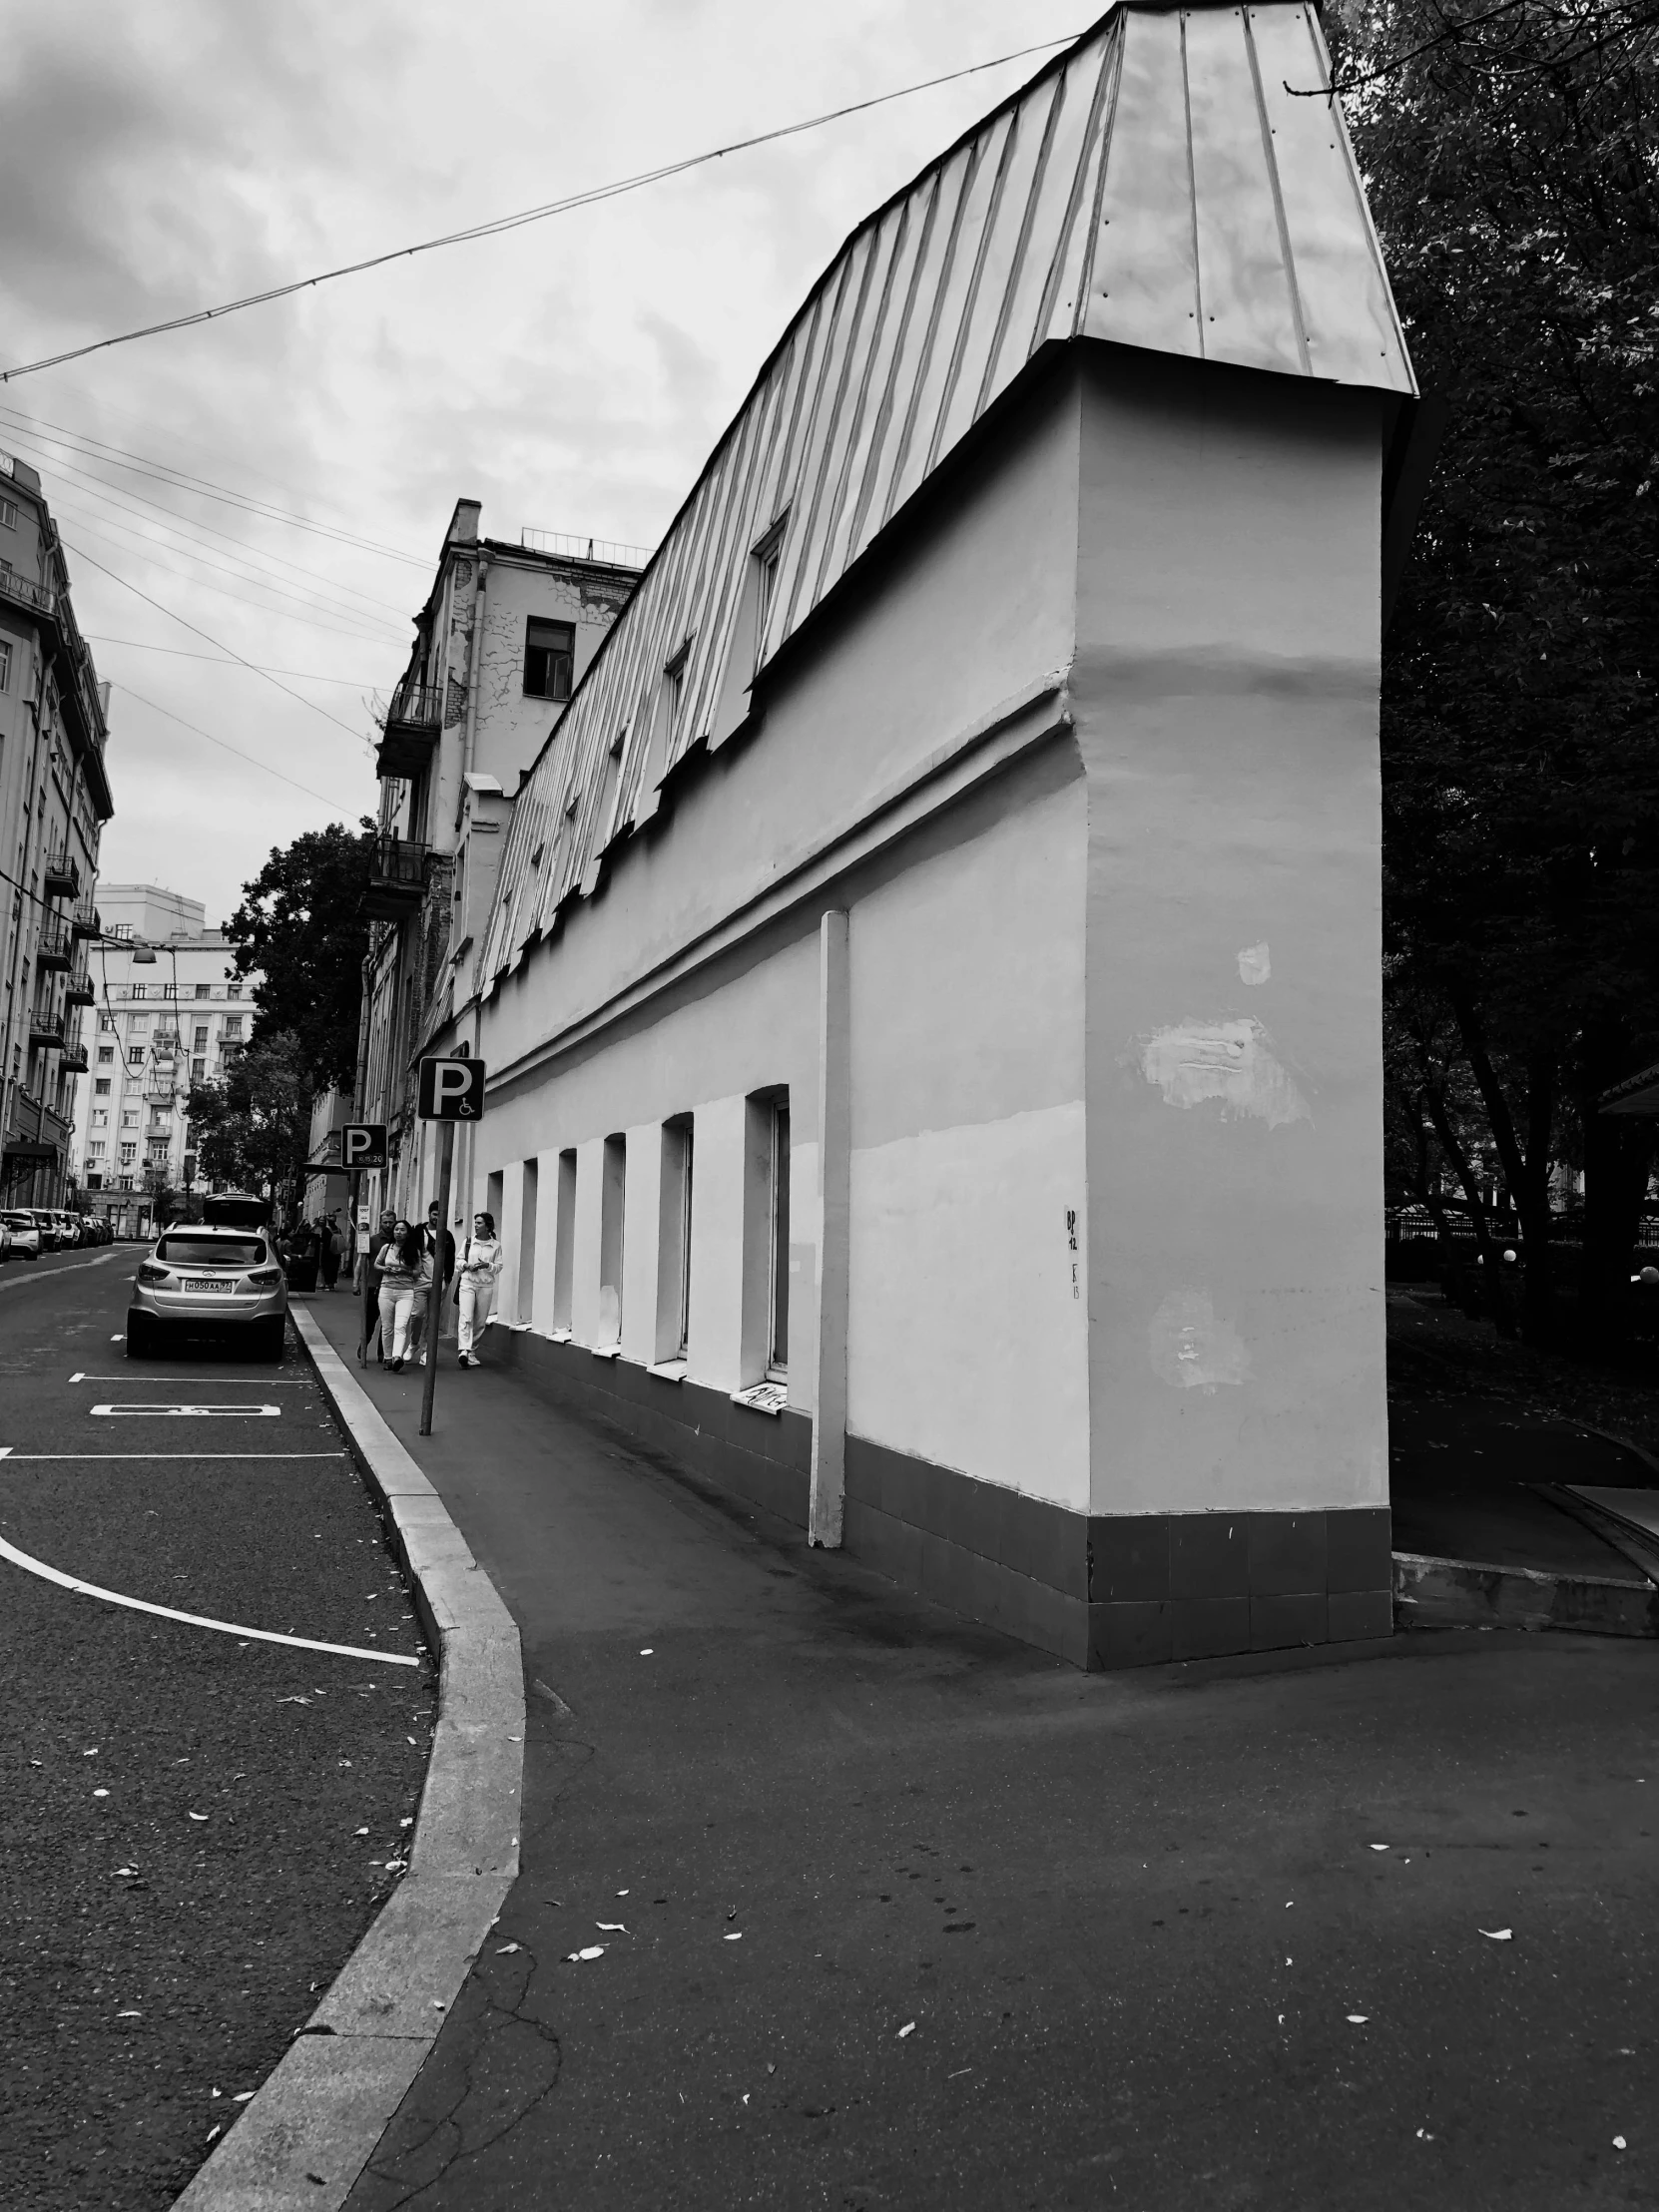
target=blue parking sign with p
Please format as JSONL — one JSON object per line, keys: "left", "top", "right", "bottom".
{"left": 418, "top": 1056, "right": 486, "bottom": 1121}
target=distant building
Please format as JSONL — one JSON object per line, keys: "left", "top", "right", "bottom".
{"left": 0, "top": 451, "right": 115, "bottom": 1208}
{"left": 71, "top": 885, "right": 256, "bottom": 1234}
{"left": 385, "top": 1, "right": 1437, "bottom": 1672}
{"left": 355, "top": 506, "right": 640, "bottom": 1213}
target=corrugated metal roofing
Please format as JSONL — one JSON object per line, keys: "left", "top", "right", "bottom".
{"left": 482, "top": 0, "right": 1414, "bottom": 982}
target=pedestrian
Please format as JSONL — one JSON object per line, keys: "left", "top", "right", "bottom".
{"left": 319, "top": 1213, "right": 341, "bottom": 1293}
{"left": 453, "top": 1212, "right": 502, "bottom": 1368}
{"left": 359, "top": 1209, "right": 396, "bottom": 1366}
{"left": 376, "top": 1219, "right": 429, "bottom": 1373}
{"left": 412, "top": 1202, "right": 457, "bottom": 1367}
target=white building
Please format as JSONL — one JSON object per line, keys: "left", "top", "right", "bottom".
{"left": 72, "top": 883, "right": 255, "bottom": 1232}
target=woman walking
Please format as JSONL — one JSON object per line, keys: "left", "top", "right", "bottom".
{"left": 375, "top": 1219, "right": 429, "bottom": 1373}
{"left": 360, "top": 1209, "right": 396, "bottom": 1366}
{"left": 454, "top": 1212, "right": 503, "bottom": 1368}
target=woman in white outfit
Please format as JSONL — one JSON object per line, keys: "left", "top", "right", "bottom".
{"left": 455, "top": 1211, "right": 503, "bottom": 1368}
{"left": 379, "top": 1221, "right": 431, "bottom": 1373}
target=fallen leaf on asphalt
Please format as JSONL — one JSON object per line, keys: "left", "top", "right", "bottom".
{"left": 211, "top": 2088, "right": 221, "bottom": 2098}
{"left": 768, "top": 2063, "right": 777, "bottom": 2075}
{"left": 1348, "top": 2015, "right": 1369, "bottom": 2024}
{"left": 430, "top": 2000, "right": 445, "bottom": 2011}
{"left": 567, "top": 1946, "right": 606, "bottom": 1961}
{"left": 84, "top": 1749, "right": 99, "bottom": 1757}
{"left": 399, "top": 1818, "right": 413, "bottom": 1828}
{"left": 93, "top": 1789, "right": 109, "bottom": 1799}
{"left": 188, "top": 1813, "right": 208, "bottom": 1823}
{"left": 207, "top": 2126, "right": 221, "bottom": 2143}
{"left": 640, "top": 1648, "right": 654, "bottom": 1656}
{"left": 234, "top": 2092, "right": 255, "bottom": 2103}
{"left": 1370, "top": 1845, "right": 1389, "bottom": 1853}
{"left": 897, "top": 2022, "right": 916, "bottom": 2039}
{"left": 496, "top": 1943, "right": 521, "bottom": 1954}
{"left": 117, "top": 2010, "right": 142, "bottom": 2018}
{"left": 1416, "top": 2128, "right": 1435, "bottom": 2140}
{"left": 354, "top": 1828, "right": 368, "bottom": 1837}
{"left": 1614, "top": 2137, "right": 1627, "bottom": 2151}
{"left": 617, "top": 1889, "right": 629, "bottom": 1897}
{"left": 1478, "top": 1929, "right": 1513, "bottom": 1941}
{"left": 725, "top": 1932, "right": 744, "bottom": 1941}
{"left": 597, "top": 1923, "right": 627, "bottom": 1934}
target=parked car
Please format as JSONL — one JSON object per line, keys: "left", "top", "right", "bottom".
{"left": 53, "top": 1211, "right": 81, "bottom": 1249}
{"left": 127, "top": 1222, "right": 288, "bottom": 1361}
{"left": 29, "top": 1210, "right": 59, "bottom": 1252}
{"left": 2, "top": 1212, "right": 42, "bottom": 1261}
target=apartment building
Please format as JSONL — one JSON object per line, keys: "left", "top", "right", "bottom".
{"left": 71, "top": 884, "right": 255, "bottom": 1234}
{"left": 355, "top": 512, "right": 640, "bottom": 1219}
{"left": 409, "top": 0, "right": 1438, "bottom": 1671}
{"left": 0, "top": 452, "right": 115, "bottom": 1209}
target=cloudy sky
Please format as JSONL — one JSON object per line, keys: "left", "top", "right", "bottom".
{"left": 1, "top": 0, "right": 1083, "bottom": 926}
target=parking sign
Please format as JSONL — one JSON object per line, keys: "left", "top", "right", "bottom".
{"left": 339, "top": 1123, "right": 387, "bottom": 1170}
{"left": 417, "top": 1056, "right": 486, "bottom": 1121}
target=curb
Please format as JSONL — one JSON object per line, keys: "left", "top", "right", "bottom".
{"left": 1392, "top": 1548, "right": 1659, "bottom": 1639}
{"left": 171, "top": 1308, "right": 525, "bottom": 2212}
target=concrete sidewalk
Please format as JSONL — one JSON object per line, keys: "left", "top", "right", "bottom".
{"left": 301, "top": 1294, "right": 1658, "bottom": 2211}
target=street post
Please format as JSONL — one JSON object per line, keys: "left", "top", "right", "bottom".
{"left": 414, "top": 1059, "right": 484, "bottom": 1436}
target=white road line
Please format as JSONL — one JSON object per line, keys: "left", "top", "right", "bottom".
{"left": 91, "top": 1402, "right": 280, "bottom": 1417}
{"left": 0, "top": 1531, "right": 421, "bottom": 1666}
{"left": 2, "top": 1451, "right": 347, "bottom": 1461}
{"left": 73, "top": 1376, "right": 315, "bottom": 1384}
{"left": 0, "top": 1253, "right": 124, "bottom": 1293}
{"left": 69, "top": 1372, "right": 84, "bottom": 1382}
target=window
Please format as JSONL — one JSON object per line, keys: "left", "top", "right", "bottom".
{"left": 552, "top": 1149, "right": 576, "bottom": 1332}
{"left": 118, "top": 1176, "right": 133, "bottom": 1192}
{"left": 0, "top": 497, "right": 17, "bottom": 529}
{"left": 97, "top": 1046, "right": 114, "bottom": 1064}
{"left": 224, "top": 1015, "right": 243, "bottom": 1040}
{"left": 99, "top": 1013, "right": 116, "bottom": 1031}
{"left": 128, "top": 1013, "right": 149, "bottom": 1034}
{"left": 523, "top": 619, "right": 574, "bottom": 702}
{"left": 93, "top": 1079, "right": 110, "bottom": 1096}
{"left": 119, "top": 1143, "right": 136, "bottom": 1165}
{"left": 194, "top": 982, "right": 210, "bottom": 998}
{"left": 227, "top": 981, "right": 242, "bottom": 1000}
{"left": 192, "top": 1057, "right": 206, "bottom": 1079}
{"left": 655, "top": 1117, "right": 694, "bottom": 1364}
{"left": 88, "top": 1141, "right": 104, "bottom": 1158}
{"left": 121, "top": 1109, "right": 138, "bottom": 1128}
{"left": 91, "top": 1109, "right": 108, "bottom": 1127}
{"left": 193, "top": 1025, "right": 209, "bottom": 1050}
{"left": 150, "top": 1107, "right": 169, "bottom": 1126}
{"left": 0, "top": 640, "right": 10, "bottom": 694}
{"left": 163, "top": 983, "right": 179, "bottom": 999}
{"left": 742, "top": 1090, "right": 790, "bottom": 1382}
{"left": 518, "top": 1158, "right": 539, "bottom": 1324}
{"left": 598, "top": 1135, "right": 626, "bottom": 1346}
{"left": 131, "top": 983, "right": 147, "bottom": 1000}
{"left": 753, "top": 515, "right": 787, "bottom": 670}
{"left": 129, "top": 1046, "right": 145, "bottom": 1066}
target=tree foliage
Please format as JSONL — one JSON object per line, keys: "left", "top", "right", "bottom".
{"left": 1337, "top": 0, "right": 1659, "bottom": 1336}
{"left": 224, "top": 822, "right": 373, "bottom": 1094}
{"left": 185, "top": 1032, "right": 313, "bottom": 1205}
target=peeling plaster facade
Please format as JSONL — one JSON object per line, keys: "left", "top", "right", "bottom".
{"left": 374, "top": 0, "right": 1427, "bottom": 1669}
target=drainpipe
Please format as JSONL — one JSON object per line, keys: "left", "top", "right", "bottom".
{"left": 455, "top": 555, "right": 489, "bottom": 833}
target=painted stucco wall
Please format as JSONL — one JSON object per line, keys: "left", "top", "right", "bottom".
{"left": 1073, "top": 348, "right": 1388, "bottom": 1518}
{"left": 469, "top": 559, "right": 631, "bottom": 805}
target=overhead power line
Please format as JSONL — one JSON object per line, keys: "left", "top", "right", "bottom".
{"left": 0, "top": 400, "right": 427, "bottom": 566}
{"left": 0, "top": 35, "right": 1077, "bottom": 383}
{"left": 110, "top": 685, "right": 353, "bottom": 810}
{"left": 61, "top": 537, "right": 372, "bottom": 744}
{"left": 84, "top": 638, "right": 377, "bottom": 687}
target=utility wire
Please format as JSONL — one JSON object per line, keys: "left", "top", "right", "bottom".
{"left": 0, "top": 400, "right": 426, "bottom": 566}
{"left": 0, "top": 424, "right": 415, "bottom": 620}
{"left": 61, "top": 538, "right": 371, "bottom": 744}
{"left": 84, "top": 638, "right": 376, "bottom": 686}
{"left": 0, "top": 35, "right": 1078, "bottom": 383}
{"left": 111, "top": 684, "right": 350, "bottom": 809}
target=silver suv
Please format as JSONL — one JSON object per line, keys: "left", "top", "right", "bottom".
{"left": 127, "top": 1223, "right": 288, "bottom": 1361}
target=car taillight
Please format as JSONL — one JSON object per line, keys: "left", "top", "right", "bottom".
{"left": 137, "top": 1262, "right": 170, "bottom": 1285}
{"left": 246, "top": 1265, "right": 283, "bottom": 1287}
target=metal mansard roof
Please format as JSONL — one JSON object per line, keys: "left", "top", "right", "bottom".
{"left": 481, "top": 0, "right": 1416, "bottom": 983}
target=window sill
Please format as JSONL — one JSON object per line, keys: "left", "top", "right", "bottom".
{"left": 647, "top": 1358, "right": 687, "bottom": 1383}
{"left": 591, "top": 1341, "right": 622, "bottom": 1362}
{"left": 551, "top": 1327, "right": 572, "bottom": 1343}
{"left": 731, "top": 1381, "right": 788, "bottom": 1418}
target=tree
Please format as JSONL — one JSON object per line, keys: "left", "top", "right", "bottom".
{"left": 1338, "top": 0, "right": 1659, "bottom": 1340}
{"left": 186, "top": 1032, "right": 313, "bottom": 1208}
{"left": 225, "top": 822, "right": 374, "bottom": 1094}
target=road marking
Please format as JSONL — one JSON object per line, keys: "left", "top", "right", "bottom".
{"left": 69, "top": 1372, "right": 84, "bottom": 1382}
{"left": 91, "top": 1403, "right": 281, "bottom": 1417}
{"left": 74, "top": 1376, "right": 313, "bottom": 1384}
{"left": 2, "top": 1451, "right": 347, "bottom": 1461}
{"left": 0, "top": 1253, "right": 125, "bottom": 1293}
{"left": 0, "top": 1531, "right": 421, "bottom": 1666}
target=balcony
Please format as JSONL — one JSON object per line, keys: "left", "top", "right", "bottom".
{"left": 375, "top": 677, "right": 443, "bottom": 781}
{"left": 65, "top": 961, "right": 94, "bottom": 1005}
{"left": 61, "top": 1039, "right": 89, "bottom": 1074}
{"left": 42, "top": 846, "right": 80, "bottom": 899}
{"left": 36, "top": 916, "right": 74, "bottom": 970}
{"left": 28, "top": 1008, "right": 65, "bottom": 1052}
{"left": 363, "top": 834, "right": 431, "bottom": 921}
{"left": 70, "top": 900, "right": 101, "bottom": 940}
{"left": 0, "top": 568, "right": 53, "bottom": 620}
{"left": 3, "top": 1088, "right": 65, "bottom": 1163}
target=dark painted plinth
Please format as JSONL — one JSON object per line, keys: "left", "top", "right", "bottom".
{"left": 476, "top": 1327, "right": 1390, "bottom": 1670}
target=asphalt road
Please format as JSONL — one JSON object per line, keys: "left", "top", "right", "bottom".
{"left": 301, "top": 1295, "right": 1659, "bottom": 2212}
{"left": 0, "top": 1251, "right": 436, "bottom": 2212}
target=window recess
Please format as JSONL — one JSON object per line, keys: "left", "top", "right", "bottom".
{"left": 524, "top": 619, "right": 575, "bottom": 702}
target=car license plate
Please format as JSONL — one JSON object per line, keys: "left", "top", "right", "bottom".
{"left": 183, "top": 1279, "right": 235, "bottom": 1293}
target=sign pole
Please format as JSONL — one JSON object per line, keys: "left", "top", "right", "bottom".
{"left": 419, "top": 1118, "right": 455, "bottom": 1437}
